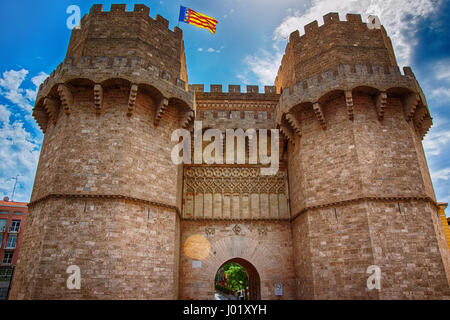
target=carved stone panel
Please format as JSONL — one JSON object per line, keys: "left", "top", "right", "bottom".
{"left": 182, "top": 166, "right": 290, "bottom": 220}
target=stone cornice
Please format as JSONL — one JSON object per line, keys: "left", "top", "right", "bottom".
{"left": 28, "top": 193, "right": 181, "bottom": 219}
{"left": 35, "top": 55, "right": 193, "bottom": 110}
{"left": 290, "top": 195, "right": 439, "bottom": 222}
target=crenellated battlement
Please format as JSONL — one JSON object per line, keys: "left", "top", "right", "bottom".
{"left": 195, "top": 108, "right": 276, "bottom": 130}
{"left": 85, "top": 4, "right": 179, "bottom": 33}
{"left": 190, "top": 84, "right": 277, "bottom": 94}
{"left": 276, "top": 12, "right": 398, "bottom": 91}
{"left": 288, "top": 12, "right": 369, "bottom": 41}
{"left": 67, "top": 4, "right": 187, "bottom": 85}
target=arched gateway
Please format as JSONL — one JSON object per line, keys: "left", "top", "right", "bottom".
{"left": 215, "top": 258, "right": 261, "bottom": 300}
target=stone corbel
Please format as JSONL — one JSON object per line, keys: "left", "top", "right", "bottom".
{"left": 403, "top": 92, "right": 420, "bottom": 122}
{"left": 419, "top": 117, "right": 432, "bottom": 139}
{"left": 374, "top": 91, "right": 387, "bottom": 121}
{"left": 57, "top": 84, "right": 73, "bottom": 115}
{"left": 127, "top": 84, "right": 138, "bottom": 116}
{"left": 180, "top": 110, "right": 194, "bottom": 128}
{"left": 413, "top": 106, "right": 428, "bottom": 129}
{"left": 33, "top": 107, "right": 49, "bottom": 133}
{"left": 279, "top": 123, "right": 295, "bottom": 145}
{"left": 313, "top": 102, "right": 326, "bottom": 129}
{"left": 285, "top": 112, "right": 302, "bottom": 137}
{"left": 93, "top": 84, "right": 103, "bottom": 115}
{"left": 43, "top": 97, "right": 59, "bottom": 124}
{"left": 345, "top": 90, "right": 354, "bottom": 121}
{"left": 154, "top": 97, "right": 169, "bottom": 126}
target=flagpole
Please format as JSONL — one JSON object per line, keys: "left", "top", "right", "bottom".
{"left": 177, "top": 5, "right": 181, "bottom": 28}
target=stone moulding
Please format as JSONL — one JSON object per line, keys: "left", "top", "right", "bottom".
{"left": 27, "top": 193, "right": 181, "bottom": 219}
{"left": 276, "top": 63, "right": 432, "bottom": 140}
{"left": 290, "top": 195, "right": 439, "bottom": 223}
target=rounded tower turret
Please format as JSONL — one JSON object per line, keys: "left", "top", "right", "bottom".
{"left": 9, "top": 4, "right": 194, "bottom": 299}
{"left": 276, "top": 13, "right": 450, "bottom": 299}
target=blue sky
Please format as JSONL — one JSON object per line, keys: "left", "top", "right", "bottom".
{"left": 0, "top": 0, "right": 449, "bottom": 216}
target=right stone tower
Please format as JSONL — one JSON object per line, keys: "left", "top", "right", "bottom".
{"left": 275, "top": 13, "right": 450, "bottom": 299}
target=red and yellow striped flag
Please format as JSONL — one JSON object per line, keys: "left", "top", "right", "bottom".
{"left": 179, "top": 6, "right": 218, "bottom": 34}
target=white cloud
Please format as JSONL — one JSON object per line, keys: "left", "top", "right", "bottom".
{"left": 238, "top": 49, "right": 283, "bottom": 84}
{"left": 198, "top": 48, "right": 203, "bottom": 52}
{"left": 423, "top": 121, "right": 450, "bottom": 156}
{"left": 433, "top": 58, "right": 450, "bottom": 82}
{"left": 0, "top": 69, "right": 48, "bottom": 202}
{"left": 273, "top": 0, "right": 438, "bottom": 66}
{"left": 0, "top": 69, "right": 48, "bottom": 113}
{"left": 0, "top": 104, "right": 41, "bottom": 202}
{"left": 241, "top": 0, "right": 439, "bottom": 85}
{"left": 430, "top": 87, "right": 450, "bottom": 99}
{"left": 25, "top": 72, "right": 48, "bottom": 101}
{"left": 224, "top": 8, "right": 235, "bottom": 19}
{"left": 0, "top": 69, "right": 32, "bottom": 112}
{"left": 431, "top": 167, "right": 450, "bottom": 181}
{"left": 205, "top": 46, "right": 224, "bottom": 53}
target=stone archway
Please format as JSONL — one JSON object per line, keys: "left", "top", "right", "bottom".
{"left": 215, "top": 257, "right": 261, "bottom": 300}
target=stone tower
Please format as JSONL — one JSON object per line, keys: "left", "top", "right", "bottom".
{"left": 9, "top": 5, "right": 450, "bottom": 300}
{"left": 9, "top": 4, "right": 194, "bottom": 299}
{"left": 275, "top": 13, "right": 450, "bottom": 299}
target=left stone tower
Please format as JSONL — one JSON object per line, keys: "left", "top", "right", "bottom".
{"left": 9, "top": 4, "right": 194, "bottom": 299}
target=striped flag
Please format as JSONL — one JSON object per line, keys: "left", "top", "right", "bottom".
{"left": 179, "top": 6, "right": 218, "bottom": 34}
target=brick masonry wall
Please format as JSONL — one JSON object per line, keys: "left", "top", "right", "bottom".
{"left": 10, "top": 78, "right": 185, "bottom": 299}
{"left": 11, "top": 4, "right": 450, "bottom": 300}
{"left": 288, "top": 91, "right": 450, "bottom": 299}
{"left": 67, "top": 4, "right": 187, "bottom": 82}
{"left": 179, "top": 220, "right": 296, "bottom": 300}
{"left": 30, "top": 81, "right": 182, "bottom": 208}
{"left": 9, "top": 198, "right": 179, "bottom": 299}
{"left": 292, "top": 200, "right": 450, "bottom": 299}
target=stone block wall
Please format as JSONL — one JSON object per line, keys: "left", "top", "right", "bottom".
{"left": 287, "top": 90, "right": 450, "bottom": 299}
{"left": 179, "top": 220, "right": 296, "bottom": 300}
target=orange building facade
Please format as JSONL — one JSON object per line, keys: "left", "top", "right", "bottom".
{"left": 0, "top": 197, "right": 27, "bottom": 299}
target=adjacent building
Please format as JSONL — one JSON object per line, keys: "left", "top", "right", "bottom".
{"left": 0, "top": 197, "right": 27, "bottom": 300}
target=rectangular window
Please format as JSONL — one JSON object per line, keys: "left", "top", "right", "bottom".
{"left": 13, "top": 211, "right": 22, "bottom": 216}
{"left": 0, "top": 211, "right": 8, "bottom": 215}
{"left": 0, "top": 268, "right": 13, "bottom": 281}
{"left": 0, "top": 219, "right": 6, "bottom": 232}
{"left": 0, "top": 287, "right": 8, "bottom": 300}
{"left": 5, "top": 235, "right": 16, "bottom": 249}
{"left": 2, "top": 252, "right": 13, "bottom": 264}
{"left": 0, "top": 234, "right": 2, "bottom": 247}
{"left": 9, "top": 220, "right": 20, "bottom": 233}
